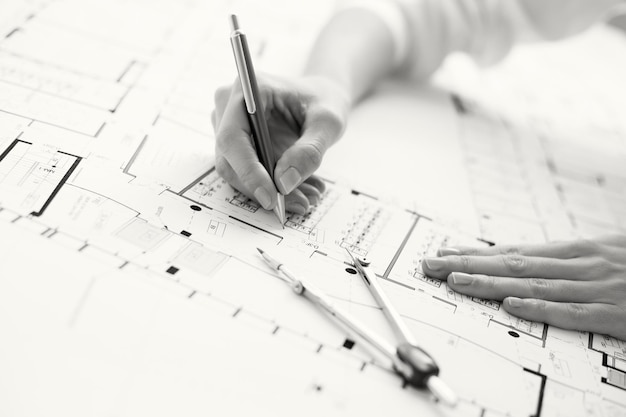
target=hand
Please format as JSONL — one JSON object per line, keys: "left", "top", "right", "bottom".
{"left": 212, "top": 74, "right": 350, "bottom": 214}
{"left": 421, "top": 235, "right": 626, "bottom": 340}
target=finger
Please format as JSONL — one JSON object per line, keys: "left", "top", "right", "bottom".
{"left": 213, "top": 84, "right": 234, "bottom": 130}
{"left": 214, "top": 144, "right": 277, "bottom": 210}
{"left": 297, "top": 182, "right": 322, "bottom": 206}
{"left": 303, "top": 175, "right": 326, "bottom": 194}
{"left": 422, "top": 254, "right": 594, "bottom": 280}
{"left": 503, "top": 298, "right": 625, "bottom": 338}
{"left": 285, "top": 188, "right": 310, "bottom": 215}
{"left": 215, "top": 143, "right": 277, "bottom": 210}
{"left": 269, "top": 95, "right": 303, "bottom": 134}
{"left": 215, "top": 89, "right": 278, "bottom": 210}
{"left": 595, "top": 234, "right": 626, "bottom": 248}
{"left": 214, "top": 157, "right": 272, "bottom": 208}
{"left": 274, "top": 106, "right": 343, "bottom": 194}
{"left": 437, "top": 240, "right": 594, "bottom": 259}
{"left": 446, "top": 273, "right": 600, "bottom": 303}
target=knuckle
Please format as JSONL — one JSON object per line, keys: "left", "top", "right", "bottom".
{"left": 530, "top": 299, "right": 547, "bottom": 316}
{"left": 572, "top": 239, "right": 600, "bottom": 256}
{"left": 501, "top": 246, "right": 521, "bottom": 255}
{"left": 526, "top": 278, "right": 551, "bottom": 299}
{"left": 238, "top": 163, "right": 260, "bottom": 186}
{"left": 482, "top": 275, "right": 497, "bottom": 291}
{"left": 591, "top": 258, "right": 619, "bottom": 276}
{"left": 501, "top": 254, "right": 529, "bottom": 274}
{"left": 536, "top": 299, "right": 548, "bottom": 317}
{"left": 214, "top": 86, "right": 230, "bottom": 105}
{"left": 312, "top": 108, "right": 345, "bottom": 139}
{"left": 580, "top": 238, "right": 596, "bottom": 250}
{"left": 216, "top": 126, "right": 246, "bottom": 151}
{"left": 456, "top": 255, "right": 473, "bottom": 270}
{"left": 565, "top": 303, "right": 588, "bottom": 322}
{"left": 300, "top": 142, "right": 324, "bottom": 170}
{"left": 215, "top": 157, "right": 234, "bottom": 183}
{"left": 462, "top": 247, "right": 479, "bottom": 256}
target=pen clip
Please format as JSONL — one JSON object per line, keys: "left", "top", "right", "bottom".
{"left": 230, "top": 14, "right": 240, "bottom": 31}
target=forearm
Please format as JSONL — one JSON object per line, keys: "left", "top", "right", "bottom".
{"left": 303, "top": 8, "right": 398, "bottom": 105}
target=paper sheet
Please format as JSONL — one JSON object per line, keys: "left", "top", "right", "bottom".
{"left": 0, "top": 1, "right": 625, "bottom": 416}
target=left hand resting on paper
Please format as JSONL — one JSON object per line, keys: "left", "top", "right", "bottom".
{"left": 421, "top": 235, "right": 626, "bottom": 340}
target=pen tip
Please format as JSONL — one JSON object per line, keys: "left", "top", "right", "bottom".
{"left": 256, "top": 248, "right": 264, "bottom": 255}
{"left": 274, "top": 194, "right": 286, "bottom": 229}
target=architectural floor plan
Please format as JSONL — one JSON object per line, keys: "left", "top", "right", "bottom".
{"left": 0, "top": 1, "right": 625, "bottom": 416}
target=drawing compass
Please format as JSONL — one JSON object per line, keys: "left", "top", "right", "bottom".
{"left": 343, "top": 249, "right": 457, "bottom": 405}
{"left": 257, "top": 247, "right": 458, "bottom": 407}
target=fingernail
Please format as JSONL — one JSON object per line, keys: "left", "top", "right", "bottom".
{"left": 438, "top": 247, "right": 461, "bottom": 256}
{"left": 287, "top": 203, "right": 306, "bottom": 215}
{"left": 278, "top": 167, "right": 301, "bottom": 194}
{"left": 423, "top": 258, "right": 447, "bottom": 271}
{"left": 451, "top": 272, "right": 473, "bottom": 285}
{"left": 309, "top": 194, "right": 320, "bottom": 206}
{"left": 507, "top": 297, "right": 524, "bottom": 308}
{"left": 254, "top": 187, "right": 272, "bottom": 210}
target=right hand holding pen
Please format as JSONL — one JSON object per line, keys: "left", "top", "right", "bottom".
{"left": 212, "top": 75, "right": 349, "bottom": 214}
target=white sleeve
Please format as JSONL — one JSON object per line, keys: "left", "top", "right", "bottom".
{"left": 336, "top": 0, "right": 411, "bottom": 66}
{"left": 341, "top": 0, "right": 626, "bottom": 79}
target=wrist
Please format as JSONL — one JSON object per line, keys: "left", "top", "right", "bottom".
{"left": 299, "top": 74, "right": 352, "bottom": 117}
{"left": 302, "top": 49, "right": 357, "bottom": 102}
{"left": 300, "top": 75, "right": 354, "bottom": 130}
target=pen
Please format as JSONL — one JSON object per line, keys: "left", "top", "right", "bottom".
{"left": 229, "top": 15, "right": 286, "bottom": 227}
{"left": 257, "top": 247, "right": 458, "bottom": 407}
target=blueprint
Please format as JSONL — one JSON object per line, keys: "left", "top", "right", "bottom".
{"left": 435, "top": 27, "right": 626, "bottom": 244}
{"left": 0, "top": 1, "right": 625, "bottom": 416}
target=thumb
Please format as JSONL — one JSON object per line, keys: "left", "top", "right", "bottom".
{"left": 274, "top": 108, "right": 344, "bottom": 194}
